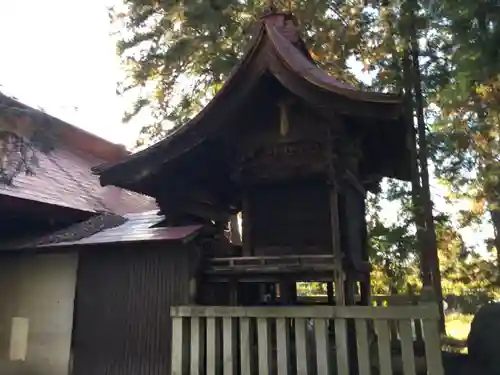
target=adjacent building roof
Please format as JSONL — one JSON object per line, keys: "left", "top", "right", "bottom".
{"left": 0, "top": 145, "right": 156, "bottom": 215}
{"left": 1, "top": 210, "right": 204, "bottom": 250}
{"left": 95, "top": 10, "right": 409, "bottom": 194}
{"left": 0, "top": 93, "right": 157, "bottom": 215}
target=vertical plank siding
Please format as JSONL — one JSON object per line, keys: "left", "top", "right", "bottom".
{"left": 171, "top": 305, "right": 444, "bottom": 375}
{"left": 72, "top": 245, "right": 199, "bottom": 375}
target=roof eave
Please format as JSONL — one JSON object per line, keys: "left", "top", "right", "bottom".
{"left": 265, "top": 23, "right": 404, "bottom": 117}
{"left": 97, "top": 20, "right": 407, "bottom": 191}
{"left": 96, "top": 25, "right": 270, "bottom": 189}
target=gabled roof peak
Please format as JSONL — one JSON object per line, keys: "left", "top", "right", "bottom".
{"left": 260, "top": 9, "right": 300, "bottom": 44}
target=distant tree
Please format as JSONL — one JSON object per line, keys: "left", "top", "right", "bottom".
{"left": 429, "top": 0, "right": 500, "bottom": 278}
{"left": 0, "top": 90, "right": 54, "bottom": 185}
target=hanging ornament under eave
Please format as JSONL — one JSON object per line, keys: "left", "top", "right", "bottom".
{"left": 279, "top": 101, "right": 289, "bottom": 137}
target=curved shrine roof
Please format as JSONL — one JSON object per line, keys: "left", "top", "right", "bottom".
{"left": 96, "top": 11, "right": 408, "bottom": 192}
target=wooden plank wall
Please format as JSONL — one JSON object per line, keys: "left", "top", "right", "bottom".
{"left": 72, "top": 244, "right": 200, "bottom": 375}
{"left": 170, "top": 305, "right": 444, "bottom": 375}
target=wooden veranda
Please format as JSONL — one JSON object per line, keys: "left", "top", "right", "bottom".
{"left": 171, "top": 304, "right": 444, "bottom": 375}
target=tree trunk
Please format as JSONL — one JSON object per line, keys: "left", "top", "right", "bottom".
{"left": 402, "top": 0, "right": 445, "bottom": 332}
{"left": 490, "top": 209, "right": 500, "bottom": 278}
{"left": 401, "top": 46, "right": 430, "bottom": 286}
{"left": 409, "top": 30, "right": 444, "bottom": 329}
{"left": 473, "top": 3, "right": 500, "bottom": 280}
{"left": 384, "top": 260, "right": 399, "bottom": 295}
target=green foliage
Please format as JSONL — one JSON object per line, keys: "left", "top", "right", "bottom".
{"left": 114, "top": 0, "right": 500, "bottom": 297}
{"left": 426, "top": 0, "right": 500, "bottom": 283}
{"left": 111, "top": 0, "right": 380, "bottom": 142}
{"left": 366, "top": 184, "right": 419, "bottom": 293}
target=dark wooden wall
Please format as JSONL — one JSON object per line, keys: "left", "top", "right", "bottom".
{"left": 249, "top": 180, "right": 332, "bottom": 255}
{"left": 338, "top": 185, "right": 368, "bottom": 271}
{"left": 72, "top": 243, "right": 200, "bottom": 375}
{"left": 233, "top": 95, "right": 336, "bottom": 257}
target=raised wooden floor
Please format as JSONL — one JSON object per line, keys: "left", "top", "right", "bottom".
{"left": 204, "top": 255, "right": 340, "bottom": 282}
{"left": 207, "top": 255, "right": 336, "bottom": 273}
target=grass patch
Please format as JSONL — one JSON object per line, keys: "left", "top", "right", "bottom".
{"left": 445, "top": 313, "right": 474, "bottom": 341}
{"left": 443, "top": 313, "right": 474, "bottom": 353}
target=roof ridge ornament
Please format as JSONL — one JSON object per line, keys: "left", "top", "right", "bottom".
{"left": 261, "top": 0, "right": 297, "bottom": 18}
{"left": 261, "top": 4, "right": 300, "bottom": 44}
{"left": 261, "top": 0, "right": 278, "bottom": 17}
{"left": 267, "top": 0, "right": 277, "bottom": 12}
{"left": 264, "top": 0, "right": 294, "bottom": 12}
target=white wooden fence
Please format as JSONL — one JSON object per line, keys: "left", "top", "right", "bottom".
{"left": 170, "top": 305, "right": 444, "bottom": 375}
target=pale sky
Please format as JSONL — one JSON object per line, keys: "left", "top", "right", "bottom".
{"left": 0, "top": 0, "right": 141, "bottom": 147}
{"left": 0, "top": 0, "right": 494, "bottom": 252}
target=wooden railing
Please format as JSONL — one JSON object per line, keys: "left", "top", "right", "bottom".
{"left": 296, "top": 294, "right": 420, "bottom": 307}
{"left": 170, "top": 305, "right": 444, "bottom": 375}
{"left": 297, "top": 294, "right": 425, "bottom": 342}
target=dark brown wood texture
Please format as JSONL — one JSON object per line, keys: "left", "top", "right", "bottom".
{"left": 72, "top": 243, "right": 201, "bottom": 375}
{"left": 232, "top": 96, "right": 329, "bottom": 185}
{"left": 247, "top": 180, "right": 331, "bottom": 254}
{"left": 338, "top": 185, "right": 369, "bottom": 273}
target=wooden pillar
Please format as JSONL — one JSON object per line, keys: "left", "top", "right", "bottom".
{"left": 228, "top": 214, "right": 241, "bottom": 245}
{"left": 280, "top": 278, "right": 297, "bottom": 305}
{"left": 325, "top": 122, "right": 345, "bottom": 306}
{"left": 344, "top": 275, "right": 359, "bottom": 375}
{"left": 259, "top": 283, "right": 267, "bottom": 303}
{"left": 360, "top": 275, "right": 371, "bottom": 306}
{"left": 189, "top": 277, "right": 198, "bottom": 303}
{"left": 229, "top": 277, "right": 238, "bottom": 305}
{"left": 344, "top": 273, "right": 356, "bottom": 305}
{"left": 360, "top": 199, "right": 371, "bottom": 306}
{"left": 327, "top": 282, "right": 334, "bottom": 305}
{"left": 260, "top": 283, "right": 277, "bottom": 303}
{"left": 328, "top": 184, "right": 345, "bottom": 306}
{"left": 242, "top": 192, "right": 252, "bottom": 256}
{"left": 238, "top": 283, "right": 261, "bottom": 306}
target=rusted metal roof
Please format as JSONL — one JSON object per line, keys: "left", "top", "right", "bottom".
{"left": 0, "top": 145, "right": 156, "bottom": 215}
{"left": 0, "top": 93, "right": 157, "bottom": 215}
{"left": 1, "top": 210, "right": 204, "bottom": 250}
{"left": 60, "top": 210, "right": 203, "bottom": 247}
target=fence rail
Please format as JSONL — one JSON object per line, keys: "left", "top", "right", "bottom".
{"left": 296, "top": 295, "right": 420, "bottom": 306}
{"left": 170, "top": 305, "right": 444, "bottom": 375}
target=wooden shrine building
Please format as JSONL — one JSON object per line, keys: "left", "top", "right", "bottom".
{"left": 0, "top": 7, "right": 444, "bottom": 375}
{"left": 96, "top": 9, "right": 410, "bottom": 308}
